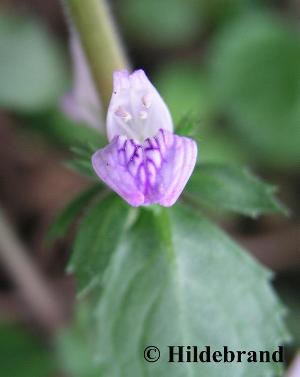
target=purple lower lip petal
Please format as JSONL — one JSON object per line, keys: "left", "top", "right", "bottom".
{"left": 91, "top": 69, "right": 197, "bottom": 206}
{"left": 92, "top": 129, "right": 197, "bottom": 207}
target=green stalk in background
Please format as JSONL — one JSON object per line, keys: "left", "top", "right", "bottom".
{"left": 66, "top": 0, "right": 130, "bottom": 109}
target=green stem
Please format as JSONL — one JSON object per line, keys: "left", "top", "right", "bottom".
{"left": 66, "top": 0, "right": 130, "bottom": 109}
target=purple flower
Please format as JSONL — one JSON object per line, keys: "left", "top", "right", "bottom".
{"left": 92, "top": 69, "right": 197, "bottom": 207}
{"left": 61, "top": 31, "right": 104, "bottom": 131}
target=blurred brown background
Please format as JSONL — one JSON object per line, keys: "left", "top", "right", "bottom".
{"left": 0, "top": 0, "right": 299, "bottom": 376}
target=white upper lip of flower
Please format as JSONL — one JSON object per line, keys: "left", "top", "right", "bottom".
{"left": 107, "top": 69, "right": 173, "bottom": 142}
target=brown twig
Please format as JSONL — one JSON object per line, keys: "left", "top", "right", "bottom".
{"left": 0, "top": 205, "right": 66, "bottom": 334}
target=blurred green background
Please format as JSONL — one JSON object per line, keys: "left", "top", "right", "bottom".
{"left": 0, "top": 0, "right": 299, "bottom": 376}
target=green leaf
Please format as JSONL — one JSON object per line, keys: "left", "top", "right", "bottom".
{"left": 93, "top": 206, "right": 289, "bottom": 377}
{"left": 68, "top": 195, "right": 132, "bottom": 296}
{"left": 276, "top": 275, "right": 300, "bottom": 350}
{"left": 155, "top": 62, "right": 214, "bottom": 123}
{"left": 47, "top": 184, "right": 103, "bottom": 243}
{"left": 65, "top": 159, "right": 96, "bottom": 178}
{"left": 70, "top": 144, "right": 100, "bottom": 160}
{"left": 175, "top": 115, "right": 248, "bottom": 165}
{"left": 0, "top": 11, "right": 68, "bottom": 112}
{"left": 65, "top": 141, "right": 106, "bottom": 178}
{"left": 24, "top": 109, "right": 105, "bottom": 148}
{"left": 185, "top": 163, "right": 287, "bottom": 217}
{"left": 57, "top": 305, "right": 101, "bottom": 377}
{"left": 0, "top": 325, "right": 56, "bottom": 377}
{"left": 119, "top": 0, "right": 201, "bottom": 49}
{"left": 200, "top": 0, "right": 262, "bottom": 26}
{"left": 197, "top": 131, "right": 247, "bottom": 165}
{"left": 209, "top": 13, "right": 300, "bottom": 167}
{"left": 175, "top": 114, "right": 202, "bottom": 140}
